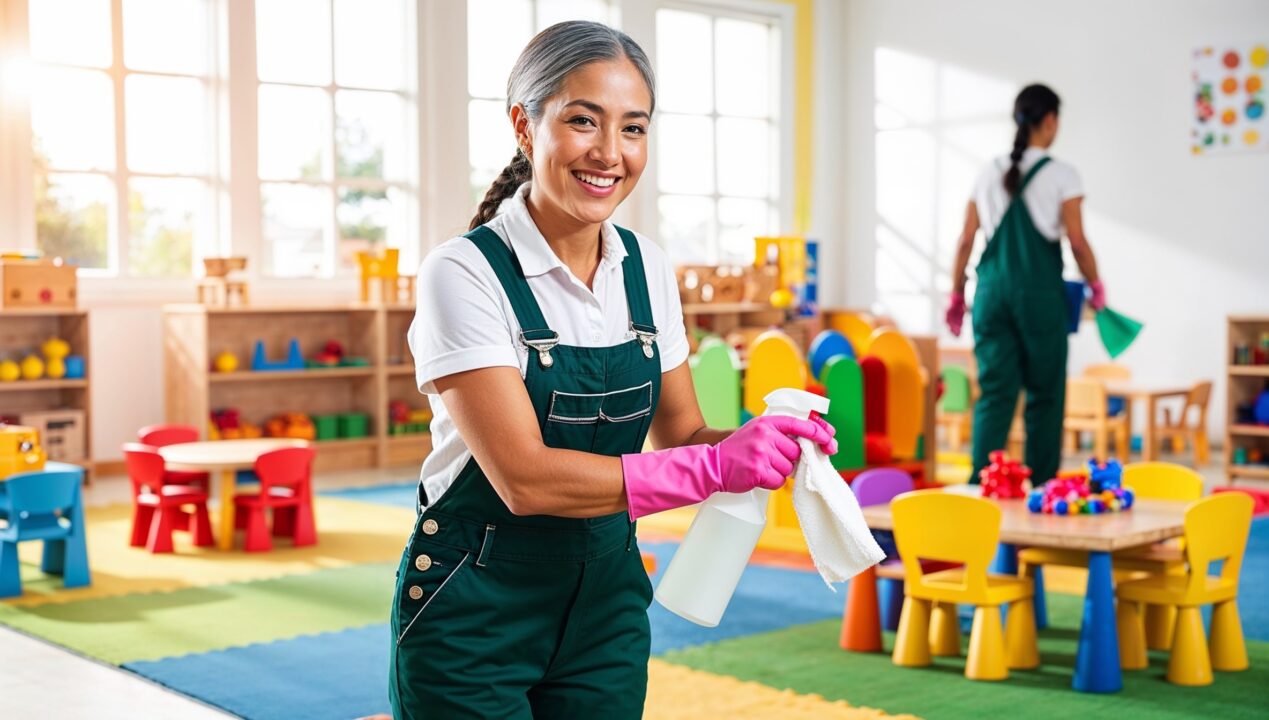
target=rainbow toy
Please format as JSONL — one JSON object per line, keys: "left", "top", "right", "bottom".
{"left": 1027, "top": 458, "right": 1135, "bottom": 515}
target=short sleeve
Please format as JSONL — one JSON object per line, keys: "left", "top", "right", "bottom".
{"left": 408, "top": 242, "right": 520, "bottom": 395}
{"left": 1057, "top": 162, "right": 1084, "bottom": 202}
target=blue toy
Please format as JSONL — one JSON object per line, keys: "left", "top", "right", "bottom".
{"left": 808, "top": 330, "right": 854, "bottom": 381}
{"left": 64, "top": 355, "right": 86, "bottom": 379}
{"left": 1254, "top": 390, "right": 1269, "bottom": 425}
{"left": 1087, "top": 457, "right": 1123, "bottom": 493}
{"left": 251, "top": 338, "right": 304, "bottom": 372}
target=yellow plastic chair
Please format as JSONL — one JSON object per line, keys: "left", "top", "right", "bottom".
{"left": 1018, "top": 462, "right": 1203, "bottom": 646}
{"left": 1116, "top": 492, "right": 1253, "bottom": 685}
{"left": 891, "top": 491, "right": 1038, "bottom": 681}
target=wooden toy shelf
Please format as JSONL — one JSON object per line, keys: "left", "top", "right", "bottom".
{"left": 1226, "top": 315, "right": 1269, "bottom": 485}
{"left": 163, "top": 304, "right": 428, "bottom": 472}
{"left": 0, "top": 308, "right": 92, "bottom": 471}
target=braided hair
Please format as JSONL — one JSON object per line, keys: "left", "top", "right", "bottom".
{"left": 1004, "top": 84, "right": 1060, "bottom": 197}
{"left": 467, "top": 21, "right": 656, "bottom": 230}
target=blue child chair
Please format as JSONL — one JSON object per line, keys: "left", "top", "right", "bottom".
{"left": 0, "top": 469, "right": 91, "bottom": 598}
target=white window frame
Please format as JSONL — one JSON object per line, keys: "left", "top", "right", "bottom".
{"left": 639, "top": 0, "right": 795, "bottom": 261}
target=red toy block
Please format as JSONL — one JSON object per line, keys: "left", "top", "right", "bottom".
{"left": 859, "top": 356, "right": 887, "bottom": 436}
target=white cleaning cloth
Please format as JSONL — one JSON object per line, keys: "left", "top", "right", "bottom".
{"left": 791, "top": 438, "right": 887, "bottom": 589}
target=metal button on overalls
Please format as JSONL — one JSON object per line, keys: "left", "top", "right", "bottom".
{"left": 422, "top": 519, "right": 438, "bottom": 535}
{"left": 407, "top": 586, "right": 423, "bottom": 601}
{"left": 415, "top": 554, "right": 432, "bottom": 572}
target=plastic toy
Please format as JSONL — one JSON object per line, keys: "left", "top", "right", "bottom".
{"left": 1027, "top": 458, "right": 1135, "bottom": 515}
{"left": 979, "top": 451, "right": 1032, "bottom": 499}
{"left": 41, "top": 337, "right": 70, "bottom": 379}
{"left": 251, "top": 338, "right": 304, "bottom": 371}
{"left": 0, "top": 359, "right": 18, "bottom": 382}
{"left": 64, "top": 355, "right": 85, "bottom": 379}
{"left": 265, "top": 413, "right": 316, "bottom": 440}
{"left": 0, "top": 425, "right": 46, "bottom": 477}
{"left": 209, "top": 408, "right": 263, "bottom": 440}
{"left": 214, "top": 350, "right": 239, "bottom": 373}
{"left": 20, "top": 354, "right": 44, "bottom": 380}
{"left": 358, "top": 247, "right": 416, "bottom": 305}
{"left": 310, "top": 340, "right": 344, "bottom": 368}
{"left": 769, "top": 287, "right": 794, "bottom": 309}
{"left": 1255, "top": 390, "right": 1269, "bottom": 425}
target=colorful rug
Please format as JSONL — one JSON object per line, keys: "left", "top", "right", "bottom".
{"left": 1, "top": 483, "right": 1267, "bottom": 719}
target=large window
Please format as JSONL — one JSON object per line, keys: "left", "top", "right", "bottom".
{"left": 465, "top": 0, "right": 614, "bottom": 206}
{"left": 28, "top": 0, "right": 216, "bottom": 276}
{"left": 255, "top": 0, "right": 416, "bottom": 277}
{"left": 655, "top": 6, "right": 783, "bottom": 264}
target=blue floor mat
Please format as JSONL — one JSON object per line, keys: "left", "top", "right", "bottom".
{"left": 320, "top": 481, "right": 418, "bottom": 509}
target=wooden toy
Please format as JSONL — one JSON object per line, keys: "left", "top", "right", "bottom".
{"left": 822, "top": 356, "right": 866, "bottom": 470}
{"left": 0, "top": 258, "right": 77, "bottom": 309}
{"left": 358, "top": 248, "right": 416, "bottom": 305}
{"left": 18, "top": 409, "right": 85, "bottom": 462}
{"left": 197, "top": 256, "right": 249, "bottom": 307}
{"left": 743, "top": 330, "right": 806, "bottom": 417}
{"left": 0, "top": 425, "right": 45, "bottom": 477}
{"left": 860, "top": 355, "right": 887, "bottom": 436}
{"left": 251, "top": 338, "right": 304, "bottom": 371}
{"left": 864, "top": 329, "right": 925, "bottom": 460}
{"left": 689, "top": 338, "right": 742, "bottom": 429}
{"left": 41, "top": 337, "right": 70, "bottom": 379}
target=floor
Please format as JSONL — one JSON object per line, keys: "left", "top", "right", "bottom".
{"left": 0, "top": 453, "right": 1248, "bottom": 719}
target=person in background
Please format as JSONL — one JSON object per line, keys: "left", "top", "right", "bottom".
{"left": 945, "top": 83, "right": 1104, "bottom": 485}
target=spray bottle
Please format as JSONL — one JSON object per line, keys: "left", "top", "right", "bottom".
{"left": 654, "top": 388, "right": 830, "bottom": 626}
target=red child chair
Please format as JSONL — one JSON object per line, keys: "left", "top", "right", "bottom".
{"left": 137, "top": 423, "right": 211, "bottom": 491}
{"left": 233, "top": 446, "right": 317, "bottom": 552}
{"left": 123, "top": 443, "right": 215, "bottom": 553}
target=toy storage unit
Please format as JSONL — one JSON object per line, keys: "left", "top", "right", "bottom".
{"left": 0, "top": 308, "right": 92, "bottom": 472}
{"left": 1227, "top": 315, "right": 1269, "bottom": 485}
{"left": 162, "top": 304, "right": 431, "bottom": 472}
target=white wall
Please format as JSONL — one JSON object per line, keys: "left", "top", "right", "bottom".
{"left": 840, "top": 0, "right": 1269, "bottom": 438}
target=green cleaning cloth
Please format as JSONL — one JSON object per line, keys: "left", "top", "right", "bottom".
{"left": 1095, "top": 307, "right": 1143, "bottom": 359}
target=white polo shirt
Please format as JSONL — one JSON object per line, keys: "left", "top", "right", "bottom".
{"left": 972, "top": 147, "right": 1084, "bottom": 241}
{"left": 408, "top": 181, "right": 689, "bottom": 505}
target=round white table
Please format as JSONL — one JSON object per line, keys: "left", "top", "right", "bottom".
{"left": 158, "top": 439, "right": 310, "bottom": 551}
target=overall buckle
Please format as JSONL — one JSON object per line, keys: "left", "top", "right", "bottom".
{"left": 520, "top": 331, "right": 560, "bottom": 368}
{"left": 631, "top": 323, "right": 658, "bottom": 359}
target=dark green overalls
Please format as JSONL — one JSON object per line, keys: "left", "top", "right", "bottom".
{"left": 970, "top": 157, "right": 1068, "bottom": 485}
{"left": 389, "top": 225, "right": 661, "bottom": 719}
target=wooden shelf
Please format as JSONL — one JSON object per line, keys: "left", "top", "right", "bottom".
{"left": 0, "top": 307, "right": 86, "bottom": 317}
{"left": 682, "top": 302, "right": 773, "bottom": 314}
{"left": 0, "top": 378, "right": 88, "bottom": 392}
{"left": 1231, "top": 424, "right": 1269, "bottom": 438}
{"left": 1230, "top": 465, "right": 1269, "bottom": 480}
{"left": 164, "top": 304, "right": 426, "bottom": 472}
{"left": 1229, "top": 365, "right": 1269, "bottom": 377}
{"left": 387, "top": 433, "right": 431, "bottom": 444}
{"left": 210, "top": 367, "right": 375, "bottom": 383}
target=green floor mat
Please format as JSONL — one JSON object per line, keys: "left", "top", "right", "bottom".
{"left": 662, "top": 594, "right": 1269, "bottom": 719}
{"left": 0, "top": 562, "right": 396, "bottom": 665}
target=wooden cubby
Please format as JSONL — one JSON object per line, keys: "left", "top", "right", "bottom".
{"left": 1227, "top": 315, "right": 1269, "bottom": 485}
{"left": 0, "top": 308, "right": 92, "bottom": 469}
{"left": 163, "top": 304, "right": 429, "bottom": 472}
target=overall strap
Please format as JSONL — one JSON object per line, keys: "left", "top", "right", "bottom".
{"left": 1016, "top": 156, "right": 1052, "bottom": 195}
{"left": 615, "top": 226, "right": 656, "bottom": 332}
{"left": 464, "top": 226, "right": 556, "bottom": 344}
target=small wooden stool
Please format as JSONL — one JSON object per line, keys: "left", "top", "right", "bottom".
{"left": 197, "top": 277, "right": 249, "bottom": 307}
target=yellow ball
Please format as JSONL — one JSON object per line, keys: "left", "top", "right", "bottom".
{"left": 46, "top": 357, "right": 66, "bottom": 379}
{"left": 41, "top": 337, "right": 70, "bottom": 360}
{"left": 214, "top": 350, "right": 240, "bottom": 373}
{"left": 20, "top": 355, "right": 44, "bottom": 380}
{"left": 0, "top": 360, "right": 19, "bottom": 382}
{"left": 769, "top": 288, "right": 794, "bottom": 309}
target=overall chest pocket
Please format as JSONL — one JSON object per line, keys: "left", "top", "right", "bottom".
{"left": 544, "top": 381, "right": 654, "bottom": 455}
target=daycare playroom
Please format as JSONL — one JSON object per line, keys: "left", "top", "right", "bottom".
{"left": 1, "top": 0, "right": 1267, "bottom": 718}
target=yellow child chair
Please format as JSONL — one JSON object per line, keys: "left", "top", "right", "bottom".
{"left": 1064, "top": 378, "right": 1129, "bottom": 462}
{"left": 1116, "top": 492, "right": 1253, "bottom": 685}
{"left": 1018, "top": 462, "right": 1203, "bottom": 646}
{"left": 891, "top": 491, "right": 1039, "bottom": 681}
{"left": 1157, "top": 381, "right": 1213, "bottom": 466}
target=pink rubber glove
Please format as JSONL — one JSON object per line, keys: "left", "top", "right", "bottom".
{"left": 809, "top": 413, "right": 839, "bottom": 456}
{"left": 945, "top": 292, "right": 967, "bottom": 337}
{"left": 1087, "top": 280, "right": 1106, "bottom": 311}
{"left": 621, "top": 415, "right": 833, "bottom": 520}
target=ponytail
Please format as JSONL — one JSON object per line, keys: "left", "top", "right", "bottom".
{"left": 468, "top": 151, "right": 532, "bottom": 230}
{"left": 1003, "top": 84, "right": 1061, "bottom": 197}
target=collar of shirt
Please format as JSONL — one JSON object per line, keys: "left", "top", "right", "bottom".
{"left": 496, "top": 181, "right": 627, "bottom": 279}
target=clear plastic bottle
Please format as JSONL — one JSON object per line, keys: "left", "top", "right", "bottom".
{"left": 653, "top": 388, "right": 830, "bottom": 626}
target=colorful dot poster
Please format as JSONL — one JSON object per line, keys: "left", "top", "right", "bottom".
{"left": 1192, "top": 43, "right": 1267, "bottom": 155}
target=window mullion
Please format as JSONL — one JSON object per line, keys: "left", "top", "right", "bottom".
{"left": 111, "top": 0, "right": 128, "bottom": 276}
{"left": 327, "top": 0, "right": 338, "bottom": 277}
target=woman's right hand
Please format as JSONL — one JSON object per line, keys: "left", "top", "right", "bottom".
{"left": 714, "top": 415, "right": 831, "bottom": 492}
{"left": 945, "top": 292, "right": 967, "bottom": 336}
